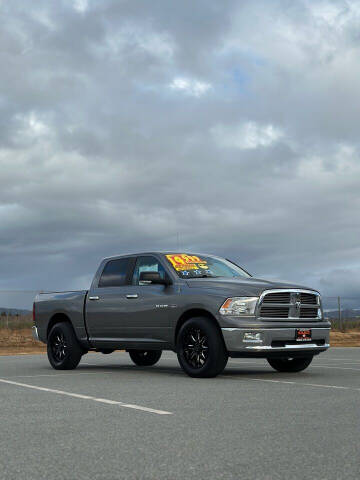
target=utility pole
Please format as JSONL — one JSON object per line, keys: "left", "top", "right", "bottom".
{"left": 337, "top": 296, "right": 342, "bottom": 331}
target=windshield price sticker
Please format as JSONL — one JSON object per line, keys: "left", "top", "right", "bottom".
{"left": 166, "top": 254, "right": 208, "bottom": 271}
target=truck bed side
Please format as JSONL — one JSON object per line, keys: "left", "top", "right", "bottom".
{"left": 34, "top": 290, "right": 89, "bottom": 346}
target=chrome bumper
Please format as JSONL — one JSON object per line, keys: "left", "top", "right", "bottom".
{"left": 32, "top": 326, "right": 39, "bottom": 341}
{"left": 221, "top": 327, "right": 330, "bottom": 354}
{"left": 244, "top": 343, "right": 330, "bottom": 352}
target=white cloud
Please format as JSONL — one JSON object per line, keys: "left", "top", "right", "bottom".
{"left": 169, "top": 77, "right": 212, "bottom": 97}
{"left": 2, "top": 0, "right": 360, "bottom": 300}
{"left": 13, "top": 112, "right": 51, "bottom": 146}
{"left": 73, "top": 0, "right": 88, "bottom": 13}
{"left": 101, "top": 24, "right": 174, "bottom": 61}
{"left": 212, "top": 122, "right": 284, "bottom": 150}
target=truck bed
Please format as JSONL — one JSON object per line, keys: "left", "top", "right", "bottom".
{"left": 34, "top": 290, "right": 89, "bottom": 345}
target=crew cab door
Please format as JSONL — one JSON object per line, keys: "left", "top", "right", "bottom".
{"left": 122, "top": 255, "right": 179, "bottom": 345}
{"left": 85, "top": 256, "right": 135, "bottom": 346}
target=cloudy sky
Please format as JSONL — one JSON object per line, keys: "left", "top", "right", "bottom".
{"left": 1, "top": 0, "right": 360, "bottom": 306}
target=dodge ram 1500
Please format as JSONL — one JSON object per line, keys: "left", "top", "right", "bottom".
{"left": 33, "top": 252, "right": 330, "bottom": 377}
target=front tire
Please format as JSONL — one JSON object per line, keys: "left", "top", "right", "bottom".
{"left": 176, "top": 317, "right": 228, "bottom": 378}
{"left": 267, "top": 356, "right": 313, "bottom": 372}
{"left": 128, "top": 350, "right": 162, "bottom": 366}
{"left": 47, "top": 322, "right": 83, "bottom": 370}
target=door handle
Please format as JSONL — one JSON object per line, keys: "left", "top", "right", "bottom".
{"left": 126, "top": 294, "right": 138, "bottom": 299}
{"left": 88, "top": 296, "right": 100, "bottom": 301}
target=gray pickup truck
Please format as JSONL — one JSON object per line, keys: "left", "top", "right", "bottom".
{"left": 33, "top": 252, "right": 330, "bottom": 377}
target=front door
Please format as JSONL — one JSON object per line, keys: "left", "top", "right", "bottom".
{"left": 124, "top": 255, "right": 178, "bottom": 345}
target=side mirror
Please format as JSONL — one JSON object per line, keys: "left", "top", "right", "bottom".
{"left": 139, "top": 271, "right": 171, "bottom": 286}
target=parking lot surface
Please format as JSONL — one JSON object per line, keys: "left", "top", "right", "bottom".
{"left": 1, "top": 348, "right": 359, "bottom": 480}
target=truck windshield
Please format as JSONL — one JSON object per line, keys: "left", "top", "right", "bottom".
{"left": 165, "top": 254, "right": 251, "bottom": 279}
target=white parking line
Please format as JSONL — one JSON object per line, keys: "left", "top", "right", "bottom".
{"left": 228, "top": 362, "right": 360, "bottom": 372}
{"left": 311, "top": 364, "right": 360, "bottom": 371}
{"left": 326, "top": 362, "right": 360, "bottom": 366}
{"left": 247, "top": 378, "right": 360, "bottom": 392}
{"left": 0, "top": 378, "right": 173, "bottom": 415}
{"left": 4, "top": 372, "right": 117, "bottom": 378}
{"left": 315, "top": 357, "right": 360, "bottom": 361}
{"left": 225, "top": 376, "right": 360, "bottom": 392}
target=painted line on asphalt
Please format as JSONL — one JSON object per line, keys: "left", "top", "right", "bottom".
{"left": 313, "top": 357, "right": 360, "bottom": 361}
{"left": 225, "top": 375, "right": 360, "bottom": 392}
{"left": 4, "top": 372, "right": 117, "bottom": 378}
{"left": 323, "top": 362, "right": 360, "bottom": 366}
{"left": 228, "top": 361, "right": 360, "bottom": 372}
{"left": 311, "top": 364, "right": 360, "bottom": 371}
{"left": 0, "top": 378, "right": 173, "bottom": 415}
{"left": 248, "top": 378, "right": 360, "bottom": 391}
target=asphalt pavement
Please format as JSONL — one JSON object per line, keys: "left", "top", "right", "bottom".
{"left": 0, "top": 348, "right": 359, "bottom": 480}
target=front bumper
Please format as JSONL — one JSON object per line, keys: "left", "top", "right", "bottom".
{"left": 222, "top": 327, "right": 330, "bottom": 357}
{"left": 32, "top": 326, "right": 39, "bottom": 341}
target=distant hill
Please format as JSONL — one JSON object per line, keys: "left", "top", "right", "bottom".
{"left": 0, "top": 308, "right": 32, "bottom": 316}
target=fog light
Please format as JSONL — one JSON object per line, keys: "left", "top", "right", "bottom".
{"left": 243, "top": 332, "right": 263, "bottom": 343}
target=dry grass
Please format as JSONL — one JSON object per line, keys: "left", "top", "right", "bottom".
{"left": 0, "top": 328, "right": 46, "bottom": 355}
{"left": 0, "top": 326, "right": 359, "bottom": 355}
{"left": 329, "top": 330, "right": 360, "bottom": 347}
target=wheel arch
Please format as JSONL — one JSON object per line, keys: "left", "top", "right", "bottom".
{"left": 174, "top": 308, "right": 225, "bottom": 346}
{"left": 46, "top": 313, "right": 73, "bottom": 339}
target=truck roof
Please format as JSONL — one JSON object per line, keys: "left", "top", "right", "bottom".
{"left": 102, "top": 251, "right": 219, "bottom": 261}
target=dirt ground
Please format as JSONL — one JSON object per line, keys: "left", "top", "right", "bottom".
{"left": 329, "top": 329, "right": 360, "bottom": 347}
{"left": 0, "top": 328, "right": 46, "bottom": 355}
{"left": 0, "top": 328, "right": 359, "bottom": 355}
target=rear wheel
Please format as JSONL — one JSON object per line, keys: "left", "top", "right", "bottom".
{"left": 176, "top": 317, "right": 228, "bottom": 378}
{"left": 128, "top": 350, "right": 162, "bottom": 366}
{"left": 267, "top": 356, "right": 313, "bottom": 372}
{"left": 47, "top": 322, "right": 83, "bottom": 370}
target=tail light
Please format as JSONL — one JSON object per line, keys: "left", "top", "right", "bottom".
{"left": 32, "top": 302, "right": 36, "bottom": 324}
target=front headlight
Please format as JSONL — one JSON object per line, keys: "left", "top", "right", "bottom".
{"left": 219, "top": 297, "right": 259, "bottom": 316}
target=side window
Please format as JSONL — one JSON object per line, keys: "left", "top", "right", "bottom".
{"left": 98, "top": 258, "right": 130, "bottom": 288}
{"left": 132, "top": 256, "right": 166, "bottom": 286}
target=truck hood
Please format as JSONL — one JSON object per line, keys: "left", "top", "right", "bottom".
{"left": 185, "top": 277, "right": 318, "bottom": 297}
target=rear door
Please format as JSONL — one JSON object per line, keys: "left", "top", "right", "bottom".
{"left": 85, "top": 256, "right": 135, "bottom": 345}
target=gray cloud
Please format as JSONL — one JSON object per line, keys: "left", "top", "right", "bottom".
{"left": 0, "top": 0, "right": 360, "bottom": 306}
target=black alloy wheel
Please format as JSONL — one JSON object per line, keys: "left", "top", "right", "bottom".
{"left": 267, "top": 356, "right": 313, "bottom": 372}
{"left": 47, "top": 322, "right": 83, "bottom": 370}
{"left": 183, "top": 327, "right": 209, "bottom": 369}
{"left": 177, "top": 317, "right": 228, "bottom": 378}
{"left": 51, "top": 331, "right": 67, "bottom": 362}
{"left": 128, "top": 350, "right": 162, "bottom": 366}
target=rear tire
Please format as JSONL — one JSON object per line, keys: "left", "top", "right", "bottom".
{"left": 47, "top": 322, "right": 83, "bottom": 370}
{"left": 176, "top": 317, "right": 228, "bottom": 378}
{"left": 267, "top": 356, "right": 313, "bottom": 372}
{"left": 128, "top": 350, "right": 162, "bottom": 366}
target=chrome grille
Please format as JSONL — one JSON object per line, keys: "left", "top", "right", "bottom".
{"left": 259, "top": 290, "right": 321, "bottom": 320}
{"left": 261, "top": 306, "right": 289, "bottom": 318}
{"left": 300, "top": 293, "right": 318, "bottom": 305}
{"left": 300, "top": 307, "right": 319, "bottom": 318}
{"left": 262, "top": 292, "right": 291, "bottom": 304}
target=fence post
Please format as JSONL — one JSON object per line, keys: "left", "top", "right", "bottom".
{"left": 337, "top": 296, "right": 342, "bottom": 332}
